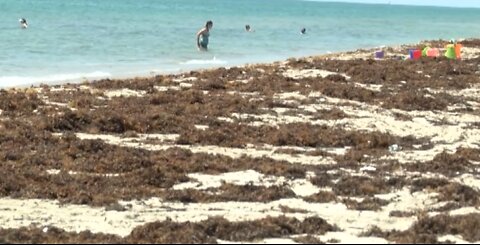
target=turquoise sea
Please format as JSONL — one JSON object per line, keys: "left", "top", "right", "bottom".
{"left": 1, "top": 0, "right": 480, "bottom": 87}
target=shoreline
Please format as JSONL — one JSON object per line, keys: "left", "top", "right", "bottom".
{"left": 4, "top": 38, "right": 476, "bottom": 90}
{"left": 24, "top": 38, "right": 480, "bottom": 91}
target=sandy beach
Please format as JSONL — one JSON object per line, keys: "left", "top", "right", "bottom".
{"left": 0, "top": 39, "right": 479, "bottom": 243}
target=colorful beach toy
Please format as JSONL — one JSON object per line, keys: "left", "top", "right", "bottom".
{"left": 445, "top": 44, "right": 456, "bottom": 59}
{"left": 426, "top": 48, "right": 440, "bottom": 57}
{"left": 375, "top": 50, "right": 384, "bottom": 59}
{"left": 422, "top": 47, "right": 429, "bottom": 57}
{"left": 409, "top": 49, "right": 421, "bottom": 60}
{"left": 455, "top": 44, "right": 462, "bottom": 59}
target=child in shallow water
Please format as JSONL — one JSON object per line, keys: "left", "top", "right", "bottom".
{"left": 197, "top": 20, "right": 213, "bottom": 51}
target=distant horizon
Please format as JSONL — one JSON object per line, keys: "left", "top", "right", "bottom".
{"left": 306, "top": 0, "right": 480, "bottom": 8}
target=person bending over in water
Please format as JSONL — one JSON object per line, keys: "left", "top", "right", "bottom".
{"left": 245, "top": 24, "right": 254, "bottom": 32}
{"left": 19, "top": 18, "right": 28, "bottom": 29}
{"left": 197, "top": 20, "right": 213, "bottom": 51}
{"left": 301, "top": 27, "right": 306, "bottom": 34}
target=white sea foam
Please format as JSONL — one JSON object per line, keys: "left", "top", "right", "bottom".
{"left": 0, "top": 71, "right": 111, "bottom": 88}
{"left": 180, "top": 57, "right": 227, "bottom": 65}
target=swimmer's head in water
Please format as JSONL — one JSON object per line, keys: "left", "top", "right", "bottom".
{"left": 19, "top": 18, "right": 28, "bottom": 28}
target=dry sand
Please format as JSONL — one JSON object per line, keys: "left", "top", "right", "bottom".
{"left": 1, "top": 39, "right": 480, "bottom": 243}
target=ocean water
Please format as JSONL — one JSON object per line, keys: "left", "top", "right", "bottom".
{"left": 1, "top": 0, "right": 480, "bottom": 87}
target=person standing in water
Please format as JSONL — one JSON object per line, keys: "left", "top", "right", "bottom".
{"left": 301, "top": 27, "right": 306, "bottom": 34}
{"left": 197, "top": 20, "right": 213, "bottom": 51}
